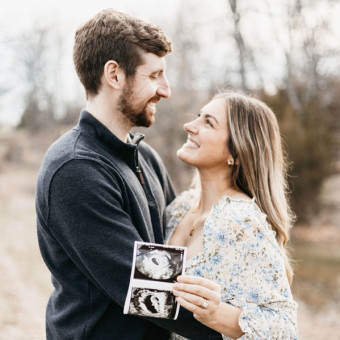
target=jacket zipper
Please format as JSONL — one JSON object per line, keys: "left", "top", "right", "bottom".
{"left": 132, "top": 133, "right": 145, "bottom": 186}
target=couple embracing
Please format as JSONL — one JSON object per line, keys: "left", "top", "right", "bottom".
{"left": 36, "top": 9, "right": 298, "bottom": 340}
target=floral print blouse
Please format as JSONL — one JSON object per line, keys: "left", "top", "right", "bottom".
{"left": 165, "top": 190, "right": 298, "bottom": 340}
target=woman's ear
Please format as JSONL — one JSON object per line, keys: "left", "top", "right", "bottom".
{"left": 103, "top": 60, "right": 125, "bottom": 90}
{"left": 227, "top": 157, "right": 239, "bottom": 167}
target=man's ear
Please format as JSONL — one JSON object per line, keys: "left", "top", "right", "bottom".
{"left": 103, "top": 60, "right": 125, "bottom": 90}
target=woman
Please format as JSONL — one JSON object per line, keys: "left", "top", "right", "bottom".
{"left": 166, "top": 91, "right": 298, "bottom": 339}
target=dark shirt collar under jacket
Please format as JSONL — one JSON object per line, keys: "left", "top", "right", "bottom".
{"left": 77, "top": 110, "right": 144, "bottom": 153}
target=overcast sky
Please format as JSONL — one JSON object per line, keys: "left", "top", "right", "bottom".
{"left": 0, "top": 0, "right": 176, "bottom": 126}
{"left": 0, "top": 0, "right": 219, "bottom": 126}
{"left": 0, "top": 0, "right": 181, "bottom": 36}
{"left": 1, "top": 0, "right": 339, "bottom": 127}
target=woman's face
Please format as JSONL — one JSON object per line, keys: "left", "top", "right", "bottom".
{"left": 177, "top": 98, "right": 232, "bottom": 170}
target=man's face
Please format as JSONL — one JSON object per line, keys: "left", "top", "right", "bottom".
{"left": 118, "top": 52, "right": 171, "bottom": 127}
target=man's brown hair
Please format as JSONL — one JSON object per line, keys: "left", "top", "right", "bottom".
{"left": 73, "top": 9, "right": 172, "bottom": 97}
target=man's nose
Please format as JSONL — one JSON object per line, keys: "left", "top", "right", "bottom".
{"left": 157, "top": 76, "right": 171, "bottom": 98}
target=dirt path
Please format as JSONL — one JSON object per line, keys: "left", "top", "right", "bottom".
{"left": 0, "top": 239, "right": 50, "bottom": 339}
{"left": 0, "top": 161, "right": 52, "bottom": 339}
{"left": 0, "top": 132, "right": 339, "bottom": 339}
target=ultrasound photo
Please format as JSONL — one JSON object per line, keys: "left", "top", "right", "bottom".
{"left": 135, "top": 244, "right": 184, "bottom": 282}
{"left": 124, "top": 242, "right": 186, "bottom": 319}
{"left": 128, "top": 287, "right": 177, "bottom": 319}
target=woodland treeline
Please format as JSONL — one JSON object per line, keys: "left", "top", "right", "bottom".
{"left": 1, "top": 0, "right": 339, "bottom": 223}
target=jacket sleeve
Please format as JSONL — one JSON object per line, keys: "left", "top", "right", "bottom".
{"left": 43, "top": 159, "right": 221, "bottom": 339}
{"left": 149, "top": 308, "right": 222, "bottom": 339}
{"left": 45, "top": 159, "right": 144, "bottom": 305}
{"left": 214, "top": 211, "right": 298, "bottom": 340}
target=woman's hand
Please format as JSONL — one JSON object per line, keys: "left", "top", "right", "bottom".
{"left": 173, "top": 275, "right": 244, "bottom": 338}
{"left": 173, "top": 275, "right": 222, "bottom": 326}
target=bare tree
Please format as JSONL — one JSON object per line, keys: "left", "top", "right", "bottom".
{"left": 225, "top": 0, "right": 263, "bottom": 91}
{"left": 12, "top": 23, "right": 64, "bottom": 132}
{"left": 262, "top": 0, "right": 340, "bottom": 221}
{"left": 227, "top": 0, "right": 248, "bottom": 90}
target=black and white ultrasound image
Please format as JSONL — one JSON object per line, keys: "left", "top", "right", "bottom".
{"left": 134, "top": 245, "right": 184, "bottom": 282}
{"left": 128, "top": 287, "right": 177, "bottom": 319}
{"left": 124, "top": 242, "right": 186, "bottom": 319}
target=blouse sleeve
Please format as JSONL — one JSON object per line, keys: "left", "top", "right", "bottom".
{"left": 212, "top": 202, "right": 298, "bottom": 340}
{"left": 165, "top": 190, "right": 193, "bottom": 243}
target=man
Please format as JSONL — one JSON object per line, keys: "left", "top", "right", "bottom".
{"left": 36, "top": 9, "right": 221, "bottom": 340}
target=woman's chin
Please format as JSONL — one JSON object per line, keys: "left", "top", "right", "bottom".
{"left": 177, "top": 149, "right": 195, "bottom": 166}
{"left": 176, "top": 148, "right": 186, "bottom": 160}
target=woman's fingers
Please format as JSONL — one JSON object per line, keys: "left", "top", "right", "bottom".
{"left": 174, "top": 275, "right": 221, "bottom": 300}
{"left": 173, "top": 284, "right": 221, "bottom": 324}
{"left": 175, "top": 296, "right": 207, "bottom": 316}
{"left": 173, "top": 275, "right": 222, "bottom": 320}
{"left": 173, "top": 286, "right": 210, "bottom": 307}
{"left": 177, "top": 275, "right": 220, "bottom": 291}
{"left": 173, "top": 285, "right": 220, "bottom": 312}
{"left": 173, "top": 281, "right": 217, "bottom": 302}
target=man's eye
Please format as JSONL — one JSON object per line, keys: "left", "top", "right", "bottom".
{"left": 150, "top": 74, "right": 158, "bottom": 79}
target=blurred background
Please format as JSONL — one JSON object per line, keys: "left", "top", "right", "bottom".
{"left": 0, "top": 0, "right": 339, "bottom": 338}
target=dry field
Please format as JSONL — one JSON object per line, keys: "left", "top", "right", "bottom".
{"left": 0, "top": 130, "right": 339, "bottom": 339}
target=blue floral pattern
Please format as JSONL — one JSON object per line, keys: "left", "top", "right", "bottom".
{"left": 166, "top": 190, "right": 298, "bottom": 340}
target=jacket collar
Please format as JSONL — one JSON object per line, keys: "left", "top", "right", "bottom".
{"left": 77, "top": 110, "right": 145, "bottom": 152}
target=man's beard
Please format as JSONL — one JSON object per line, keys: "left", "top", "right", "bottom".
{"left": 118, "top": 83, "right": 160, "bottom": 128}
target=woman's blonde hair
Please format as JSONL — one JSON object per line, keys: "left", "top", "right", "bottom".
{"left": 212, "top": 90, "right": 295, "bottom": 283}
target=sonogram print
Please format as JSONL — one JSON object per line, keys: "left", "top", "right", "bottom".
{"left": 135, "top": 245, "right": 184, "bottom": 282}
{"left": 124, "top": 242, "right": 186, "bottom": 319}
{"left": 128, "top": 287, "right": 177, "bottom": 319}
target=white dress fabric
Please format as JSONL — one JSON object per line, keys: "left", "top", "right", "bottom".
{"left": 165, "top": 190, "right": 298, "bottom": 340}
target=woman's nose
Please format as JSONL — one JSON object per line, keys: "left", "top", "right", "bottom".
{"left": 184, "top": 121, "right": 198, "bottom": 134}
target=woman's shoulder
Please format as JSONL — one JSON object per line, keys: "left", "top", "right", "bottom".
{"left": 166, "top": 189, "right": 196, "bottom": 217}
{"left": 214, "top": 195, "right": 257, "bottom": 218}
{"left": 165, "top": 190, "right": 196, "bottom": 242}
{"left": 212, "top": 196, "right": 277, "bottom": 240}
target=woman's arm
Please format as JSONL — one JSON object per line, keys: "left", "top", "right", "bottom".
{"left": 173, "top": 275, "right": 244, "bottom": 339}
{"left": 172, "top": 207, "right": 298, "bottom": 339}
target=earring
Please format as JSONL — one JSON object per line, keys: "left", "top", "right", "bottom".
{"left": 227, "top": 160, "right": 233, "bottom": 168}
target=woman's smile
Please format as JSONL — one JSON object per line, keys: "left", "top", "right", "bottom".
{"left": 183, "top": 137, "right": 200, "bottom": 149}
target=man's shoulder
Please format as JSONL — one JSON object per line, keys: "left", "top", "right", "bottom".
{"left": 37, "top": 127, "right": 104, "bottom": 190}
{"left": 39, "top": 127, "right": 80, "bottom": 176}
{"left": 37, "top": 127, "right": 137, "bottom": 194}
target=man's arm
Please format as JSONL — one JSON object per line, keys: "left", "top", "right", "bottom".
{"left": 45, "top": 159, "right": 154, "bottom": 303}
{"left": 148, "top": 308, "right": 223, "bottom": 339}
{"left": 43, "top": 159, "right": 221, "bottom": 339}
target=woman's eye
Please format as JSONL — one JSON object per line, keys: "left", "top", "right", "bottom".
{"left": 205, "top": 119, "right": 213, "bottom": 127}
